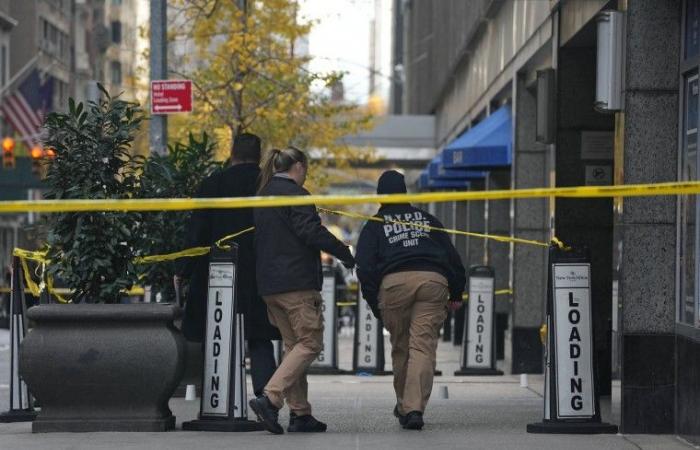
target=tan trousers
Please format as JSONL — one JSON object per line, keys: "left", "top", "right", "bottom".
{"left": 379, "top": 271, "right": 448, "bottom": 414}
{"left": 262, "top": 290, "right": 323, "bottom": 416}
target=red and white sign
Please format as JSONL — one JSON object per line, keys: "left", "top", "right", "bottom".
{"left": 151, "top": 80, "right": 193, "bottom": 114}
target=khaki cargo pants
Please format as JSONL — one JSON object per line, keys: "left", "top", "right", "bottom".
{"left": 262, "top": 290, "right": 323, "bottom": 416}
{"left": 379, "top": 271, "right": 449, "bottom": 414}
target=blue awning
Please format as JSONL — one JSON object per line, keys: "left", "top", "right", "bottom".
{"left": 428, "top": 156, "right": 487, "bottom": 180}
{"left": 442, "top": 105, "right": 512, "bottom": 169}
{"left": 418, "top": 172, "right": 471, "bottom": 191}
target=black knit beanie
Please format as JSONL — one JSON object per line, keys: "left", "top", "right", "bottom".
{"left": 377, "top": 170, "right": 407, "bottom": 194}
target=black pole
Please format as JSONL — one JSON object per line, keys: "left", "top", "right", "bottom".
{"left": 0, "top": 256, "right": 36, "bottom": 422}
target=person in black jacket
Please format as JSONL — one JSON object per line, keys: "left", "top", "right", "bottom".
{"left": 175, "top": 133, "right": 280, "bottom": 399}
{"left": 355, "top": 170, "right": 466, "bottom": 430}
{"left": 248, "top": 147, "right": 355, "bottom": 435}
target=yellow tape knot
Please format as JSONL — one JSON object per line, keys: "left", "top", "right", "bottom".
{"left": 551, "top": 237, "right": 571, "bottom": 251}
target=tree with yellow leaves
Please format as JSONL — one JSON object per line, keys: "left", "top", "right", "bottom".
{"left": 168, "top": 0, "right": 374, "bottom": 188}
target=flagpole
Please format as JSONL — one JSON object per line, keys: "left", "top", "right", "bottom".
{"left": 0, "top": 55, "right": 39, "bottom": 100}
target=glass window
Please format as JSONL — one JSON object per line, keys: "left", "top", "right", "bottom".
{"left": 110, "top": 61, "right": 122, "bottom": 85}
{"left": 111, "top": 21, "right": 121, "bottom": 44}
{"left": 50, "top": 23, "right": 57, "bottom": 45}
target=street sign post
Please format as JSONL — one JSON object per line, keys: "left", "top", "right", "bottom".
{"left": 150, "top": 80, "right": 193, "bottom": 115}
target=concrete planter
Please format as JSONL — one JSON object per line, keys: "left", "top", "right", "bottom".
{"left": 20, "top": 303, "right": 186, "bottom": 432}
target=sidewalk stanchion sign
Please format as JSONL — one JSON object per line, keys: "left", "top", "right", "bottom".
{"left": 455, "top": 266, "right": 503, "bottom": 376}
{"left": 353, "top": 284, "right": 390, "bottom": 375}
{"left": 309, "top": 265, "right": 347, "bottom": 374}
{"left": 527, "top": 245, "right": 617, "bottom": 434}
{"left": 0, "top": 256, "right": 36, "bottom": 423}
{"left": 183, "top": 245, "right": 263, "bottom": 432}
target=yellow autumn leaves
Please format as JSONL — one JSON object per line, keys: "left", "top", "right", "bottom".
{"left": 167, "top": 0, "right": 375, "bottom": 188}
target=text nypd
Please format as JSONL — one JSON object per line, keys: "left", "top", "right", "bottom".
{"left": 383, "top": 211, "right": 430, "bottom": 248}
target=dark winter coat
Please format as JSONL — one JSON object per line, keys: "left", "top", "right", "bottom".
{"left": 355, "top": 203, "right": 467, "bottom": 316}
{"left": 254, "top": 176, "right": 354, "bottom": 296}
{"left": 178, "top": 163, "right": 280, "bottom": 342}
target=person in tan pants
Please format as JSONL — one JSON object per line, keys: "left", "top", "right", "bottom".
{"left": 379, "top": 271, "right": 450, "bottom": 416}
{"left": 356, "top": 170, "right": 466, "bottom": 430}
{"left": 250, "top": 147, "right": 355, "bottom": 434}
{"left": 262, "top": 290, "right": 323, "bottom": 417}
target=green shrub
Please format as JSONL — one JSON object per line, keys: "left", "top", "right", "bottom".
{"left": 136, "top": 132, "right": 221, "bottom": 301}
{"left": 43, "top": 87, "right": 144, "bottom": 303}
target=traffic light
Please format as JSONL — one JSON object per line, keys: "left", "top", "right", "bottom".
{"left": 2, "top": 137, "right": 15, "bottom": 169}
{"left": 30, "top": 146, "right": 43, "bottom": 175}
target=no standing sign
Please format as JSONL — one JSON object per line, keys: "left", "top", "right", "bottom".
{"left": 151, "top": 80, "right": 193, "bottom": 114}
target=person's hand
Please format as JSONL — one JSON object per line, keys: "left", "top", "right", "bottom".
{"left": 370, "top": 304, "right": 382, "bottom": 320}
{"left": 448, "top": 299, "right": 463, "bottom": 312}
{"left": 341, "top": 256, "right": 356, "bottom": 270}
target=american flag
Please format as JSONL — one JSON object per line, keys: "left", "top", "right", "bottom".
{"left": 0, "top": 69, "right": 53, "bottom": 147}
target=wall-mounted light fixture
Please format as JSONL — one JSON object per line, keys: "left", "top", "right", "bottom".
{"left": 595, "top": 10, "right": 625, "bottom": 112}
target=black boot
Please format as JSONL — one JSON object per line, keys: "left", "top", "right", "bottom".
{"left": 288, "top": 412, "right": 328, "bottom": 432}
{"left": 249, "top": 395, "right": 284, "bottom": 434}
{"left": 403, "top": 411, "right": 424, "bottom": 430}
{"left": 393, "top": 405, "right": 407, "bottom": 426}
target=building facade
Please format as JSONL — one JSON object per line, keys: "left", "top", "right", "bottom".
{"left": 0, "top": 0, "right": 147, "bottom": 292}
{"left": 73, "top": 0, "right": 147, "bottom": 104}
{"left": 8, "top": 0, "right": 72, "bottom": 113}
{"left": 0, "top": 0, "right": 16, "bottom": 96}
{"left": 398, "top": 0, "right": 699, "bottom": 440}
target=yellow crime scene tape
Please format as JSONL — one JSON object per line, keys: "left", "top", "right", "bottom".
{"left": 10, "top": 246, "right": 147, "bottom": 303}
{"left": 0, "top": 286, "right": 145, "bottom": 296}
{"left": 332, "top": 289, "right": 513, "bottom": 307}
{"left": 462, "top": 289, "right": 512, "bottom": 302}
{"left": 5, "top": 179, "right": 694, "bottom": 303}
{"left": 9, "top": 226, "right": 256, "bottom": 302}
{"left": 317, "top": 207, "right": 551, "bottom": 248}
{"left": 7, "top": 206, "right": 521, "bottom": 303}
{"left": 336, "top": 302, "right": 358, "bottom": 307}
{"left": 133, "top": 226, "right": 255, "bottom": 264}
{"left": 0, "top": 180, "right": 698, "bottom": 214}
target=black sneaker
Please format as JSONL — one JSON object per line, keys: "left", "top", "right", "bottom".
{"left": 249, "top": 396, "right": 284, "bottom": 434}
{"left": 288, "top": 412, "right": 328, "bottom": 432}
{"left": 403, "top": 411, "right": 424, "bottom": 430}
{"left": 393, "top": 405, "right": 407, "bottom": 426}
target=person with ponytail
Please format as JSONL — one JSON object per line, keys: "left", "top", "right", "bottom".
{"left": 249, "top": 146, "right": 355, "bottom": 434}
